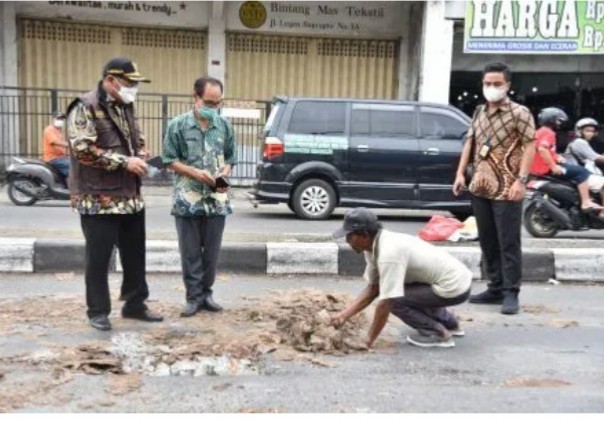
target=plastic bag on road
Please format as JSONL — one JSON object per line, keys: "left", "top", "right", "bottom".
{"left": 418, "top": 215, "right": 464, "bottom": 242}
{"left": 447, "top": 216, "right": 479, "bottom": 242}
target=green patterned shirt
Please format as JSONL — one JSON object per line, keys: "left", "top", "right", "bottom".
{"left": 162, "top": 110, "right": 237, "bottom": 217}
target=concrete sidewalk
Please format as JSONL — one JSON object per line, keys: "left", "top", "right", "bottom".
{"left": 1, "top": 237, "right": 604, "bottom": 282}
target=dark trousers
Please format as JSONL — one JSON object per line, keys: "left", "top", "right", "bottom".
{"left": 390, "top": 284, "right": 470, "bottom": 335}
{"left": 472, "top": 195, "right": 523, "bottom": 296}
{"left": 175, "top": 216, "right": 226, "bottom": 305}
{"left": 80, "top": 211, "right": 149, "bottom": 318}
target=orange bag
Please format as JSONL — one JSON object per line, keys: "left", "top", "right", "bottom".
{"left": 418, "top": 215, "right": 464, "bottom": 242}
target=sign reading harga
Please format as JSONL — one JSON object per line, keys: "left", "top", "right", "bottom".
{"left": 464, "top": 0, "right": 604, "bottom": 54}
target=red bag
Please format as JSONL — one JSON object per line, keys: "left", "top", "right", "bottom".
{"left": 418, "top": 215, "right": 464, "bottom": 242}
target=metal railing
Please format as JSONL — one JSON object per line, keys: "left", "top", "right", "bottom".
{"left": 0, "top": 86, "right": 270, "bottom": 186}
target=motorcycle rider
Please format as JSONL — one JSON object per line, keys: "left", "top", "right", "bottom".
{"left": 42, "top": 111, "right": 70, "bottom": 179}
{"left": 564, "top": 118, "right": 604, "bottom": 218}
{"left": 530, "top": 108, "right": 602, "bottom": 213}
{"left": 565, "top": 118, "right": 604, "bottom": 171}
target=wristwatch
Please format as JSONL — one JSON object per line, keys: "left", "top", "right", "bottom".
{"left": 517, "top": 175, "right": 529, "bottom": 185}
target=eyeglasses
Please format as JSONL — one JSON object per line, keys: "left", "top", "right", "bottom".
{"left": 201, "top": 98, "right": 223, "bottom": 108}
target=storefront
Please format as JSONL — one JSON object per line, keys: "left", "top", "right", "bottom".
{"left": 448, "top": 1, "right": 604, "bottom": 124}
{"left": 223, "top": 1, "right": 406, "bottom": 100}
{"left": 0, "top": 1, "right": 429, "bottom": 100}
{"left": 7, "top": 1, "right": 210, "bottom": 94}
{"left": 3, "top": 1, "right": 455, "bottom": 170}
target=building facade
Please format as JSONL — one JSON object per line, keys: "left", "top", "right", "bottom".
{"left": 446, "top": 0, "right": 604, "bottom": 123}
{"left": 1, "top": 0, "right": 603, "bottom": 163}
{"left": 0, "top": 1, "right": 454, "bottom": 103}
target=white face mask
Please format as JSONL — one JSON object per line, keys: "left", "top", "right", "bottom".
{"left": 118, "top": 85, "right": 139, "bottom": 104}
{"left": 483, "top": 86, "right": 507, "bottom": 103}
{"left": 54, "top": 119, "right": 64, "bottom": 128}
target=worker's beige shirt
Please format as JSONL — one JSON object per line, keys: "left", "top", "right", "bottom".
{"left": 363, "top": 230, "right": 472, "bottom": 301}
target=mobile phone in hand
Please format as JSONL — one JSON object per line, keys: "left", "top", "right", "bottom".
{"left": 215, "top": 176, "right": 230, "bottom": 189}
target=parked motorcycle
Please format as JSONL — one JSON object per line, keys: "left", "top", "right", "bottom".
{"left": 5, "top": 157, "right": 70, "bottom": 206}
{"left": 524, "top": 176, "right": 604, "bottom": 237}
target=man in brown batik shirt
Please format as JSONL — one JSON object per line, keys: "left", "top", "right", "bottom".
{"left": 453, "top": 62, "right": 536, "bottom": 315}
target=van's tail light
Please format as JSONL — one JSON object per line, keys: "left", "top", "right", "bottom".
{"left": 263, "top": 136, "right": 284, "bottom": 159}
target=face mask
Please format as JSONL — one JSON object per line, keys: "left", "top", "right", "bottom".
{"left": 198, "top": 106, "right": 218, "bottom": 120}
{"left": 483, "top": 86, "right": 507, "bottom": 103}
{"left": 117, "top": 85, "right": 139, "bottom": 104}
{"left": 54, "top": 119, "right": 64, "bottom": 128}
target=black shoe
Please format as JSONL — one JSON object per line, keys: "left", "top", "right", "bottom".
{"left": 89, "top": 315, "right": 111, "bottom": 331}
{"left": 501, "top": 295, "right": 520, "bottom": 315}
{"left": 469, "top": 289, "right": 504, "bottom": 304}
{"left": 201, "top": 296, "right": 223, "bottom": 312}
{"left": 180, "top": 302, "right": 200, "bottom": 318}
{"left": 122, "top": 308, "right": 164, "bottom": 322}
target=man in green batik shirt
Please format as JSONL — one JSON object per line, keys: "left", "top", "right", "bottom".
{"left": 162, "top": 76, "right": 237, "bottom": 317}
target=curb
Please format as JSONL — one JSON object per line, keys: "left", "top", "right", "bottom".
{"left": 0, "top": 237, "right": 601, "bottom": 282}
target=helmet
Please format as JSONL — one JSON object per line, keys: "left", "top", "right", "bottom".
{"left": 538, "top": 107, "right": 568, "bottom": 128}
{"left": 575, "top": 117, "right": 599, "bottom": 137}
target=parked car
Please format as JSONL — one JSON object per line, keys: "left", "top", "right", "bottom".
{"left": 248, "top": 97, "right": 473, "bottom": 220}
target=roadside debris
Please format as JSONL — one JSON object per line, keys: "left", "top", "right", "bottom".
{"left": 503, "top": 377, "right": 572, "bottom": 387}
{"left": 550, "top": 319, "right": 579, "bottom": 328}
{"left": 521, "top": 305, "right": 559, "bottom": 315}
{"left": 106, "top": 373, "right": 142, "bottom": 395}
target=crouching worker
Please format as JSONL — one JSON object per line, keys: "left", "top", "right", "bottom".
{"left": 330, "top": 208, "right": 472, "bottom": 348}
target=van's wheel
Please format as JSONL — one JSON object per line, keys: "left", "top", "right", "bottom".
{"left": 7, "top": 178, "right": 38, "bottom": 206}
{"left": 292, "top": 179, "right": 336, "bottom": 220}
{"left": 523, "top": 201, "right": 559, "bottom": 238}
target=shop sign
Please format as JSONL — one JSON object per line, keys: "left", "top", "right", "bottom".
{"left": 464, "top": 0, "right": 604, "bottom": 54}
{"left": 16, "top": 1, "right": 209, "bottom": 29}
{"left": 229, "top": 1, "right": 402, "bottom": 38}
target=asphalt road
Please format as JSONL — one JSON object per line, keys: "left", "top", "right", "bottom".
{"left": 1, "top": 185, "right": 604, "bottom": 247}
{"left": 0, "top": 274, "right": 602, "bottom": 412}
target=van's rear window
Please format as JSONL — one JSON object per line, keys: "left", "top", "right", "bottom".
{"left": 264, "top": 103, "right": 281, "bottom": 132}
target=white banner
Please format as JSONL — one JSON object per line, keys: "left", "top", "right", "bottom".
{"left": 17, "top": 1, "right": 209, "bottom": 29}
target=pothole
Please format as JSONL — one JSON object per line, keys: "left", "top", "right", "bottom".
{"left": 109, "top": 332, "right": 260, "bottom": 376}
{"left": 2, "top": 289, "right": 378, "bottom": 379}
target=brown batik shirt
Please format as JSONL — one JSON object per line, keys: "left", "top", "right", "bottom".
{"left": 467, "top": 98, "right": 536, "bottom": 201}
{"left": 67, "top": 99, "right": 146, "bottom": 215}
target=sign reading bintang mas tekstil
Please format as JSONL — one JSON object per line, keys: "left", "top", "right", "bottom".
{"left": 464, "top": 0, "right": 604, "bottom": 54}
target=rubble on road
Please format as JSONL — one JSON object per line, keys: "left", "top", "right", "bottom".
{"left": 243, "top": 289, "right": 369, "bottom": 353}
{"left": 0, "top": 288, "right": 373, "bottom": 392}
